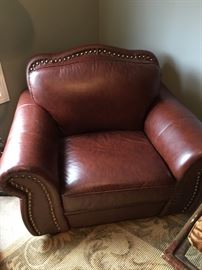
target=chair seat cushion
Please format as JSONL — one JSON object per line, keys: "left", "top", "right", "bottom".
{"left": 61, "top": 131, "right": 175, "bottom": 227}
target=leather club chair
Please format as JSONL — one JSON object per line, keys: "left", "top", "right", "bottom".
{"left": 0, "top": 45, "right": 202, "bottom": 236}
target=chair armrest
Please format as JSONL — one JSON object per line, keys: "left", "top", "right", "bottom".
{"left": 0, "top": 91, "right": 69, "bottom": 235}
{"left": 144, "top": 84, "right": 202, "bottom": 213}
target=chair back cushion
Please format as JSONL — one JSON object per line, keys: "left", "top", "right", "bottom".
{"left": 27, "top": 45, "right": 160, "bottom": 135}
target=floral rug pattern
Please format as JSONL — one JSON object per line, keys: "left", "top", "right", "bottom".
{"left": 0, "top": 197, "right": 201, "bottom": 270}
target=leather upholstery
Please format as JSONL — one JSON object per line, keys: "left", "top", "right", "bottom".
{"left": 145, "top": 84, "right": 202, "bottom": 214}
{"left": 61, "top": 131, "right": 175, "bottom": 227}
{"left": 0, "top": 44, "right": 201, "bottom": 235}
{"left": 61, "top": 131, "right": 174, "bottom": 196}
{"left": 0, "top": 91, "right": 69, "bottom": 235}
{"left": 27, "top": 44, "right": 160, "bottom": 135}
{"left": 0, "top": 91, "right": 59, "bottom": 182}
{"left": 145, "top": 84, "right": 202, "bottom": 181}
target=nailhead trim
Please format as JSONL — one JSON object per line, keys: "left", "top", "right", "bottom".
{"left": 9, "top": 175, "right": 61, "bottom": 235}
{"left": 29, "top": 48, "right": 156, "bottom": 72}
{"left": 9, "top": 179, "right": 41, "bottom": 235}
{"left": 182, "top": 169, "right": 202, "bottom": 212}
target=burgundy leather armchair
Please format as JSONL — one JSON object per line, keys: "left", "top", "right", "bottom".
{"left": 0, "top": 45, "right": 202, "bottom": 236}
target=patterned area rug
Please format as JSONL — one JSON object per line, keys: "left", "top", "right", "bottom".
{"left": 0, "top": 197, "right": 193, "bottom": 270}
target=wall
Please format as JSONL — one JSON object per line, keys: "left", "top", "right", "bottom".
{"left": 1, "top": 0, "right": 201, "bottom": 140}
{"left": 0, "top": 0, "right": 98, "bottom": 140}
{"left": 99, "top": 0, "right": 202, "bottom": 120}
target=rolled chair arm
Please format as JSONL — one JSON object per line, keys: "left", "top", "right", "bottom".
{"left": 144, "top": 84, "right": 202, "bottom": 214}
{"left": 0, "top": 91, "right": 69, "bottom": 235}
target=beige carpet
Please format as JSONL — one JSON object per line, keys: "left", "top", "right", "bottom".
{"left": 0, "top": 197, "right": 191, "bottom": 270}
